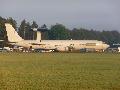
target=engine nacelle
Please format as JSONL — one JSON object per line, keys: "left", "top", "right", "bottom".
{"left": 56, "top": 46, "right": 69, "bottom": 52}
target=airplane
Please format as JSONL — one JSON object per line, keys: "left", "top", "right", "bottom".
{"left": 5, "top": 23, "right": 109, "bottom": 52}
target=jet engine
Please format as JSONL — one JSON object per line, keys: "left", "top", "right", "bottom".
{"left": 55, "top": 46, "right": 69, "bottom": 52}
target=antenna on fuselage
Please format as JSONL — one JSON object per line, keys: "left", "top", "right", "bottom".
{"left": 31, "top": 25, "right": 48, "bottom": 42}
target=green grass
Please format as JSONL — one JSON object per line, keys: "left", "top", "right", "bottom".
{"left": 0, "top": 53, "right": 120, "bottom": 90}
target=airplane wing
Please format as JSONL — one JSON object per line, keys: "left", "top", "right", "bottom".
{"left": 29, "top": 43, "right": 46, "bottom": 45}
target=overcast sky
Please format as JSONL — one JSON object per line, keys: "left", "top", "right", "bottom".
{"left": 0, "top": 0, "right": 120, "bottom": 30}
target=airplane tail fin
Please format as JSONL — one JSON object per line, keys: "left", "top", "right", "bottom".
{"left": 5, "top": 23, "right": 23, "bottom": 42}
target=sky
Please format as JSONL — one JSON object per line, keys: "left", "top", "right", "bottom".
{"left": 0, "top": 0, "right": 120, "bottom": 31}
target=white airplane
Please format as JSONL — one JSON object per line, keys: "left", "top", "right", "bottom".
{"left": 5, "top": 23, "right": 109, "bottom": 52}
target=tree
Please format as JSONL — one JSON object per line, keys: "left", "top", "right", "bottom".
{"left": 70, "top": 28, "right": 91, "bottom": 40}
{"left": 40, "top": 24, "right": 49, "bottom": 40}
{"left": 42, "top": 29, "right": 49, "bottom": 40}
{"left": 25, "top": 22, "right": 32, "bottom": 40}
{"left": 18, "top": 20, "right": 39, "bottom": 40}
{"left": 18, "top": 20, "right": 27, "bottom": 39}
{"left": 31, "top": 21, "right": 38, "bottom": 28}
{"left": 6, "top": 17, "right": 17, "bottom": 29}
{"left": 31, "top": 21, "right": 38, "bottom": 40}
{"left": 100, "top": 31, "right": 120, "bottom": 46}
{"left": 0, "top": 17, "right": 7, "bottom": 42}
{"left": 49, "top": 24, "right": 70, "bottom": 40}
{"left": 0, "top": 16, "right": 6, "bottom": 30}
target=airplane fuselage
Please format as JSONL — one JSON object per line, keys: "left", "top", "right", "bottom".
{"left": 10, "top": 40, "right": 109, "bottom": 51}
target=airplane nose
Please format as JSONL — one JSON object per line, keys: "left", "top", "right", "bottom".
{"left": 105, "top": 44, "right": 109, "bottom": 48}
{"left": 103, "top": 44, "right": 109, "bottom": 49}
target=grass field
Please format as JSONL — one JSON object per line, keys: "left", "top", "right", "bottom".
{"left": 0, "top": 53, "right": 120, "bottom": 90}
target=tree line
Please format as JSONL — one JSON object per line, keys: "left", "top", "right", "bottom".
{"left": 0, "top": 16, "right": 120, "bottom": 47}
